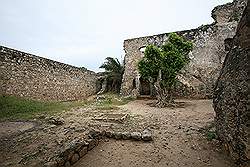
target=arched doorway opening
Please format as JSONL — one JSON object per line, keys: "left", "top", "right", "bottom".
{"left": 139, "top": 78, "right": 151, "bottom": 95}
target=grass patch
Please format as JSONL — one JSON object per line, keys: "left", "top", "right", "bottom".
{"left": 94, "top": 93, "right": 135, "bottom": 110}
{"left": 0, "top": 93, "right": 135, "bottom": 120}
{"left": 198, "top": 121, "right": 218, "bottom": 141}
{"left": 95, "top": 105, "right": 119, "bottom": 110}
{"left": 0, "top": 95, "right": 89, "bottom": 120}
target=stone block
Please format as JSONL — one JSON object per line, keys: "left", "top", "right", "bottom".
{"left": 131, "top": 132, "right": 142, "bottom": 140}
{"left": 79, "top": 146, "right": 88, "bottom": 157}
{"left": 105, "top": 131, "right": 114, "bottom": 138}
{"left": 142, "top": 129, "right": 152, "bottom": 141}
{"left": 64, "top": 161, "right": 70, "bottom": 167}
{"left": 121, "top": 132, "right": 131, "bottom": 140}
{"left": 87, "top": 139, "right": 98, "bottom": 151}
{"left": 114, "top": 132, "right": 122, "bottom": 140}
{"left": 70, "top": 153, "right": 79, "bottom": 164}
{"left": 56, "top": 157, "right": 65, "bottom": 167}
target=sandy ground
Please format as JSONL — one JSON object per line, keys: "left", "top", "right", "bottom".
{"left": 0, "top": 121, "right": 36, "bottom": 138}
{"left": 0, "top": 99, "right": 235, "bottom": 167}
{"left": 73, "top": 99, "right": 235, "bottom": 167}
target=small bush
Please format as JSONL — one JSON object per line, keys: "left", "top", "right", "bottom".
{"left": 206, "top": 131, "right": 217, "bottom": 141}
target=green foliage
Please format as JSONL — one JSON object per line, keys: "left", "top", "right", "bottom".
{"left": 100, "top": 57, "right": 124, "bottom": 92}
{"left": 138, "top": 45, "right": 161, "bottom": 83}
{"left": 0, "top": 93, "right": 134, "bottom": 120}
{"left": 198, "top": 121, "right": 217, "bottom": 141}
{"left": 206, "top": 131, "right": 217, "bottom": 141}
{"left": 138, "top": 33, "right": 193, "bottom": 104}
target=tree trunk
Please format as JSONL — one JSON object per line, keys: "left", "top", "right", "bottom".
{"left": 153, "top": 70, "right": 174, "bottom": 108}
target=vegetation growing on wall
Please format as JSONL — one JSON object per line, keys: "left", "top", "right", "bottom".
{"left": 138, "top": 33, "right": 193, "bottom": 107}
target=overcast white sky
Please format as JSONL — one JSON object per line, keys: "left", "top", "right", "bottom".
{"left": 0, "top": 0, "right": 232, "bottom": 72}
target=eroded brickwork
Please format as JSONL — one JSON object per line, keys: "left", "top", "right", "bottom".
{"left": 0, "top": 46, "right": 97, "bottom": 101}
{"left": 121, "top": 0, "right": 247, "bottom": 98}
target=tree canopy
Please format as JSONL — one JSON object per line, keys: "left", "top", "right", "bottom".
{"left": 100, "top": 57, "right": 124, "bottom": 93}
{"left": 138, "top": 33, "right": 193, "bottom": 107}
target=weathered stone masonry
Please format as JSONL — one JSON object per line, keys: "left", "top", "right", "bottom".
{"left": 0, "top": 46, "right": 97, "bottom": 101}
{"left": 121, "top": 0, "right": 247, "bottom": 98}
{"left": 213, "top": 1, "right": 250, "bottom": 164}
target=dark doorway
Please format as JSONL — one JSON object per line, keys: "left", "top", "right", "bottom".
{"left": 139, "top": 78, "right": 151, "bottom": 95}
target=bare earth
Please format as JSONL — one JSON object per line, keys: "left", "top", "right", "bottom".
{"left": 73, "top": 99, "right": 234, "bottom": 167}
{"left": 0, "top": 99, "right": 235, "bottom": 167}
{"left": 0, "top": 121, "right": 36, "bottom": 139}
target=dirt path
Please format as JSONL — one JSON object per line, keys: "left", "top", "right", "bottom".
{"left": 73, "top": 99, "right": 234, "bottom": 167}
{"left": 0, "top": 99, "right": 235, "bottom": 167}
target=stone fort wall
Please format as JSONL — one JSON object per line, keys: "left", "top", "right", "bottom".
{"left": 121, "top": 0, "right": 247, "bottom": 98}
{"left": 213, "top": 2, "right": 249, "bottom": 163}
{"left": 0, "top": 46, "right": 97, "bottom": 101}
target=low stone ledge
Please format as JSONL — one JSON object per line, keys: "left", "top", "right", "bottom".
{"left": 43, "top": 129, "right": 153, "bottom": 167}
{"left": 43, "top": 137, "right": 98, "bottom": 167}
{"left": 87, "top": 129, "right": 153, "bottom": 142}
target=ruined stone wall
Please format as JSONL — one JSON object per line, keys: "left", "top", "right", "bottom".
{"left": 0, "top": 46, "right": 97, "bottom": 101}
{"left": 212, "top": 0, "right": 246, "bottom": 23}
{"left": 121, "top": 0, "right": 247, "bottom": 98}
{"left": 213, "top": 2, "right": 249, "bottom": 164}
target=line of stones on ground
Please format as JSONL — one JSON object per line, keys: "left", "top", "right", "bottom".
{"left": 43, "top": 129, "right": 153, "bottom": 167}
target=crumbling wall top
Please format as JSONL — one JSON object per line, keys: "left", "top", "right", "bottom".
{"left": 211, "top": 0, "right": 247, "bottom": 24}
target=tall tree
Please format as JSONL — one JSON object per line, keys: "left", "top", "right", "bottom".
{"left": 138, "top": 33, "right": 193, "bottom": 107}
{"left": 100, "top": 57, "right": 124, "bottom": 93}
